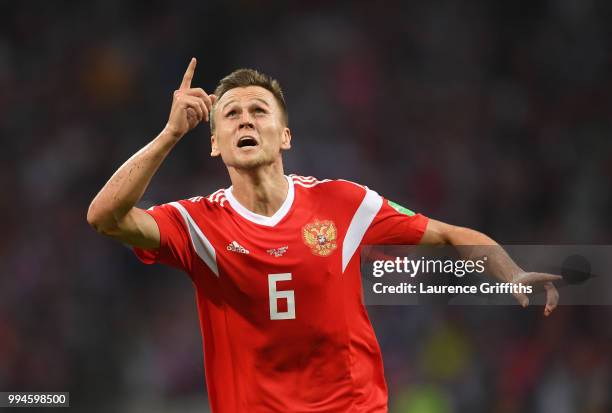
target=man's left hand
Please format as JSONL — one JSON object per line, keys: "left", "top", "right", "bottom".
{"left": 511, "top": 272, "right": 561, "bottom": 316}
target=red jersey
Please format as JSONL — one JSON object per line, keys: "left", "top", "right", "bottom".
{"left": 134, "top": 175, "right": 428, "bottom": 412}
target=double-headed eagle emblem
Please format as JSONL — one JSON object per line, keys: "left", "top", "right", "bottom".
{"left": 302, "top": 219, "right": 337, "bottom": 256}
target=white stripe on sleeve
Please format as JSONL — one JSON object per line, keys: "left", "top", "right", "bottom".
{"left": 169, "top": 202, "right": 219, "bottom": 276}
{"left": 342, "top": 189, "right": 383, "bottom": 273}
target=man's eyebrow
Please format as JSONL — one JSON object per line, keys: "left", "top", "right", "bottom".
{"left": 221, "top": 100, "right": 236, "bottom": 111}
{"left": 221, "top": 98, "right": 271, "bottom": 111}
{"left": 253, "top": 98, "right": 270, "bottom": 107}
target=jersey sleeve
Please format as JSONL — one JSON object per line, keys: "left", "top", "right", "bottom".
{"left": 362, "top": 197, "right": 429, "bottom": 245}
{"left": 132, "top": 202, "right": 194, "bottom": 272}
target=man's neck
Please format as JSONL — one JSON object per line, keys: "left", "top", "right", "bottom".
{"left": 228, "top": 164, "right": 288, "bottom": 217}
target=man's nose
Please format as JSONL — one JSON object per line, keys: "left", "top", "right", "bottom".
{"left": 239, "top": 110, "right": 254, "bottom": 128}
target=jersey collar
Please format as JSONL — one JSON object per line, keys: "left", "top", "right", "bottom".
{"left": 225, "top": 175, "right": 294, "bottom": 227}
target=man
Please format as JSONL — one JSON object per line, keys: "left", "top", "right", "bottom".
{"left": 87, "top": 58, "right": 560, "bottom": 412}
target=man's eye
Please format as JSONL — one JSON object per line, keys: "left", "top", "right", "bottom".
{"left": 226, "top": 110, "right": 236, "bottom": 117}
{"left": 255, "top": 108, "right": 265, "bottom": 113}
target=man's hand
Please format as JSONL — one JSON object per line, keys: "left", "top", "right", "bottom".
{"left": 511, "top": 272, "right": 561, "bottom": 316}
{"left": 165, "top": 57, "right": 217, "bottom": 139}
{"left": 88, "top": 57, "right": 221, "bottom": 249}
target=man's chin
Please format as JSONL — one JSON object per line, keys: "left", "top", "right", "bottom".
{"left": 226, "top": 155, "right": 271, "bottom": 170}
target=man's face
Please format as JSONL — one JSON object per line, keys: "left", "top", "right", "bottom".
{"left": 211, "top": 86, "right": 291, "bottom": 170}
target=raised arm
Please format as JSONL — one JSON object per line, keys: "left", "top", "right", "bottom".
{"left": 420, "top": 219, "right": 560, "bottom": 316}
{"left": 86, "top": 58, "right": 216, "bottom": 248}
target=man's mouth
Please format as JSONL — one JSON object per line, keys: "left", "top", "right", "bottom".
{"left": 237, "top": 136, "right": 258, "bottom": 148}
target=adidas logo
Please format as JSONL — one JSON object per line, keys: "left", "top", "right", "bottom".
{"left": 227, "top": 241, "right": 249, "bottom": 254}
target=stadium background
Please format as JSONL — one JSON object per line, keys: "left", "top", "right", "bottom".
{"left": 1, "top": 1, "right": 611, "bottom": 412}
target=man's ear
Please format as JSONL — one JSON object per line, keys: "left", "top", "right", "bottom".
{"left": 280, "top": 127, "right": 291, "bottom": 150}
{"left": 210, "top": 135, "right": 220, "bottom": 157}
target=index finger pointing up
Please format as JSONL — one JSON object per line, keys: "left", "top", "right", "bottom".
{"left": 180, "top": 57, "right": 197, "bottom": 89}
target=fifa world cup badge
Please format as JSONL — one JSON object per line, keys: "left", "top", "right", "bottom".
{"left": 302, "top": 219, "right": 338, "bottom": 257}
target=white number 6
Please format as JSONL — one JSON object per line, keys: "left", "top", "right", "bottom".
{"left": 268, "top": 273, "right": 296, "bottom": 320}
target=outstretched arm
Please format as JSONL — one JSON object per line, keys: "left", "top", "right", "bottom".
{"left": 420, "top": 219, "right": 560, "bottom": 316}
{"left": 87, "top": 58, "right": 216, "bottom": 248}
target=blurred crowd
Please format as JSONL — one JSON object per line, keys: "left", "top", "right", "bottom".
{"left": 0, "top": 1, "right": 610, "bottom": 412}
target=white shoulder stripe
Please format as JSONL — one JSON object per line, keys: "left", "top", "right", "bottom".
{"left": 292, "top": 175, "right": 316, "bottom": 182}
{"left": 293, "top": 180, "right": 331, "bottom": 188}
{"left": 341, "top": 189, "right": 383, "bottom": 273}
{"left": 212, "top": 192, "right": 222, "bottom": 203}
{"left": 207, "top": 189, "right": 223, "bottom": 202}
{"left": 169, "top": 202, "right": 219, "bottom": 277}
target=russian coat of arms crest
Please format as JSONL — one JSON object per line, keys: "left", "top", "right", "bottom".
{"left": 302, "top": 219, "right": 337, "bottom": 257}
